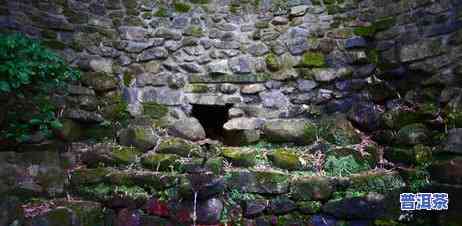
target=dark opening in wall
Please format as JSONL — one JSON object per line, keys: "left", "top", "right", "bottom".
{"left": 191, "top": 104, "right": 233, "bottom": 142}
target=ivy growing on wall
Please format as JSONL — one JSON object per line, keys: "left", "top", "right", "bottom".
{"left": 0, "top": 33, "right": 80, "bottom": 143}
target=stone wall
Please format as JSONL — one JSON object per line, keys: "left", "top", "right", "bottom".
{"left": 0, "top": 0, "right": 462, "bottom": 225}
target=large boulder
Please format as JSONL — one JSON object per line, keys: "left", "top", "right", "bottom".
{"left": 262, "top": 119, "right": 310, "bottom": 144}
{"left": 118, "top": 125, "right": 159, "bottom": 151}
{"left": 168, "top": 117, "right": 206, "bottom": 141}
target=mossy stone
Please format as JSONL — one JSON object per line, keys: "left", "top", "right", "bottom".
{"left": 267, "top": 148, "right": 301, "bottom": 170}
{"left": 112, "top": 146, "right": 140, "bottom": 165}
{"left": 141, "top": 153, "right": 180, "bottom": 171}
{"left": 158, "top": 137, "right": 202, "bottom": 157}
{"left": 222, "top": 147, "right": 256, "bottom": 167}
{"left": 385, "top": 145, "right": 432, "bottom": 166}
{"left": 154, "top": 7, "right": 169, "bottom": 17}
{"left": 183, "top": 25, "right": 204, "bottom": 37}
{"left": 187, "top": 84, "right": 209, "bottom": 93}
{"left": 291, "top": 176, "right": 334, "bottom": 201}
{"left": 265, "top": 53, "right": 281, "bottom": 71}
{"left": 298, "top": 52, "right": 326, "bottom": 68}
{"left": 57, "top": 119, "right": 82, "bottom": 141}
{"left": 142, "top": 102, "right": 168, "bottom": 119}
{"left": 373, "top": 17, "right": 396, "bottom": 31}
{"left": 297, "top": 201, "right": 322, "bottom": 214}
{"left": 71, "top": 168, "right": 110, "bottom": 185}
{"left": 381, "top": 109, "right": 428, "bottom": 129}
{"left": 174, "top": 2, "right": 191, "bottom": 12}
{"left": 348, "top": 171, "right": 405, "bottom": 194}
{"left": 396, "top": 123, "right": 430, "bottom": 146}
{"left": 60, "top": 201, "right": 104, "bottom": 226}
{"left": 353, "top": 25, "right": 376, "bottom": 38}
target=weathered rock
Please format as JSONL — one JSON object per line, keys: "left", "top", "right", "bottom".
{"left": 267, "top": 148, "right": 302, "bottom": 170}
{"left": 262, "top": 119, "right": 309, "bottom": 144}
{"left": 248, "top": 43, "right": 270, "bottom": 56}
{"left": 119, "top": 26, "right": 147, "bottom": 41}
{"left": 64, "top": 109, "right": 104, "bottom": 123}
{"left": 225, "top": 169, "right": 290, "bottom": 194}
{"left": 297, "top": 79, "right": 318, "bottom": 92}
{"left": 223, "top": 117, "right": 264, "bottom": 131}
{"left": 229, "top": 57, "right": 252, "bottom": 74}
{"left": 138, "top": 48, "right": 168, "bottom": 61}
{"left": 81, "top": 72, "right": 118, "bottom": 92}
{"left": 400, "top": 39, "right": 444, "bottom": 62}
{"left": 196, "top": 198, "right": 223, "bottom": 225}
{"left": 142, "top": 87, "right": 184, "bottom": 105}
{"left": 259, "top": 90, "right": 290, "bottom": 109}
{"left": 396, "top": 123, "right": 430, "bottom": 146}
{"left": 442, "top": 128, "right": 462, "bottom": 154}
{"left": 322, "top": 193, "right": 387, "bottom": 219}
{"left": 157, "top": 137, "right": 202, "bottom": 157}
{"left": 207, "top": 60, "right": 230, "bottom": 75}
{"left": 81, "top": 144, "right": 141, "bottom": 167}
{"left": 168, "top": 117, "right": 206, "bottom": 141}
{"left": 290, "top": 5, "right": 308, "bottom": 17}
{"left": 430, "top": 157, "right": 462, "bottom": 185}
{"left": 222, "top": 147, "right": 256, "bottom": 167}
{"left": 269, "top": 197, "right": 296, "bottom": 214}
{"left": 243, "top": 199, "right": 268, "bottom": 217}
{"left": 118, "top": 125, "right": 159, "bottom": 151}
{"left": 141, "top": 153, "right": 180, "bottom": 171}
{"left": 291, "top": 176, "right": 335, "bottom": 201}
{"left": 240, "top": 84, "right": 266, "bottom": 94}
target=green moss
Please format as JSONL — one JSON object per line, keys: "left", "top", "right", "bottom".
{"left": 112, "top": 146, "right": 140, "bottom": 165}
{"left": 222, "top": 147, "right": 256, "bottom": 167}
{"left": 184, "top": 25, "right": 204, "bottom": 37}
{"left": 267, "top": 148, "right": 301, "bottom": 170}
{"left": 158, "top": 137, "right": 201, "bottom": 157}
{"left": 190, "top": 0, "right": 209, "bottom": 3}
{"left": 254, "top": 170, "right": 289, "bottom": 185}
{"left": 189, "top": 84, "right": 209, "bottom": 93}
{"left": 141, "top": 153, "right": 180, "bottom": 171}
{"left": 174, "top": 2, "right": 191, "bottom": 12}
{"left": 71, "top": 168, "right": 110, "bottom": 185}
{"left": 142, "top": 102, "right": 168, "bottom": 119}
{"left": 349, "top": 171, "right": 405, "bottom": 194}
{"left": 265, "top": 53, "right": 281, "bottom": 72}
{"left": 297, "top": 201, "right": 322, "bottom": 214}
{"left": 123, "top": 72, "right": 133, "bottom": 86}
{"left": 303, "top": 122, "right": 318, "bottom": 144}
{"left": 154, "top": 7, "right": 168, "bottom": 17}
{"left": 299, "top": 52, "right": 326, "bottom": 68}
{"left": 353, "top": 25, "right": 376, "bottom": 38}
{"left": 366, "top": 48, "right": 380, "bottom": 65}
{"left": 106, "top": 94, "right": 130, "bottom": 123}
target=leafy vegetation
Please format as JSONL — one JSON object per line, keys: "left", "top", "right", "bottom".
{"left": 0, "top": 33, "right": 80, "bottom": 142}
{"left": 324, "top": 155, "right": 370, "bottom": 177}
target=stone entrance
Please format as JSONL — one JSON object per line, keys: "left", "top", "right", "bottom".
{"left": 191, "top": 104, "right": 232, "bottom": 142}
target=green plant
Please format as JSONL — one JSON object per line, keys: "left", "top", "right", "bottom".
{"left": 0, "top": 33, "right": 80, "bottom": 142}
{"left": 174, "top": 1, "right": 191, "bottom": 12}
{"left": 154, "top": 7, "right": 168, "bottom": 17}
{"left": 324, "top": 155, "right": 369, "bottom": 177}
